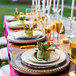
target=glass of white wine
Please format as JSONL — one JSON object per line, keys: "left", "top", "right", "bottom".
{"left": 55, "top": 22, "right": 62, "bottom": 45}
{"left": 50, "top": 23, "right": 56, "bottom": 42}
{"left": 42, "top": 23, "right": 51, "bottom": 40}
{"left": 26, "top": 8, "right": 31, "bottom": 16}
{"left": 69, "top": 42, "right": 76, "bottom": 76}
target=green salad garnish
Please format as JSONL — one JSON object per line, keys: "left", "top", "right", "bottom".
{"left": 36, "top": 42, "right": 55, "bottom": 54}
{"left": 25, "top": 24, "right": 34, "bottom": 31}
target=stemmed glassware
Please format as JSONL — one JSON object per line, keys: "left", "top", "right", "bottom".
{"left": 67, "top": 17, "right": 76, "bottom": 38}
{"left": 55, "top": 22, "right": 62, "bottom": 45}
{"left": 52, "top": 8, "right": 62, "bottom": 45}
{"left": 26, "top": 8, "right": 32, "bottom": 16}
{"left": 52, "top": 8, "right": 61, "bottom": 19}
{"left": 50, "top": 23, "right": 56, "bottom": 43}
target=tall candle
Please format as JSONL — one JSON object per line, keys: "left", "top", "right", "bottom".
{"left": 57, "top": 0, "right": 60, "bottom": 11}
{"left": 47, "top": 0, "right": 49, "bottom": 7}
{"left": 38, "top": 0, "right": 40, "bottom": 9}
{"left": 48, "top": 0, "right": 52, "bottom": 15}
{"left": 32, "top": 0, "right": 34, "bottom": 6}
{"left": 71, "top": 0, "right": 75, "bottom": 20}
{"left": 61, "top": 0, "right": 64, "bottom": 18}
{"left": 43, "top": 0, "right": 45, "bottom": 13}
{"left": 53, "top": 0, "right": 56, "bottom": 9}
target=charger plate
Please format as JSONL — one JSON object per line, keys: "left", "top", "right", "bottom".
{"left": 10, "top": 50, "right": 70, "bottom": 75}
{"left": 7, "top": 31, "right": 46, "bottom": 44}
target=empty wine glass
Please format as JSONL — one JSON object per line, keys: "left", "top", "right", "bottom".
{"left": 52, "top": 8, "right": 61, "bottom": 18}
{"left": 67, "top": 17, "right": 76, "bottom": 38}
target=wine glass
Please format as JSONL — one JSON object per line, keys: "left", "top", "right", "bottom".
{"left": 69, "top": 41, "right": 76, "bottom": 76}
{"left": 55, "top": 22, "right": 62, "bottom": 45}
{"left": 31, "top": 6, "right": 36, "bottom": 15}
{"left": 26, "top": 8, "right": 31, "bottom": 16}
{"left": 67, "top": 17, "right": 76, "bottom": 38}
{"left": 52, "top": 8, "right": 61, "bottom": 18}
{"left": 43, "top": 24, "right": 51, "bottom": 39}
{"left": 49, "top": 23, "right": 56, "bottom": 42}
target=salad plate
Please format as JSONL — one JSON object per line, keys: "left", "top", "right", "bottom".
{"left": 22, "top": 49, "right": 60, "bottom": 64}
{"left": 13, "top": 30, "right": 43, "bottom": 39}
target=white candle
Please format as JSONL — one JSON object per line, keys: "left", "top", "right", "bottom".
{"left": 48, "top": 0, "right": 52, "bottom": 15}
{"left": 43, "top": 0, "right": 45, "bottom": 13}
{"left": 71, "top": 0, "right": 75, "bottom": 20}
{"left": 53, "top": 0, "right": 56, "bottom": 9}
{"left": 38, "top": 0, "right": 40, "bottom": 9}
{"left": 32, "top": 0, "right": 34, "bottom": 6}
{"left": 57, "top": 0, "right": 60, "bottom": 11}
{"left": 47, "top": 0, "right": 49, "bottom": 7}
{"left": 61, "top": 0, "right": 64, "bottom": 18}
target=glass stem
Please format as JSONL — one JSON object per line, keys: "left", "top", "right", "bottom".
{"left": 57, "top": 33, "right": 59, "bottom": 46}
{"left": 53, "top": 31, "right": 54, "bottom": 40}
{"left": 70, "top": 20, "right": 73, "bottom": 34}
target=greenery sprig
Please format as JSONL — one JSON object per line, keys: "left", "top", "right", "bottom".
{"left": 25, "top": 24, "right": 35, "bottom": 31}
{"left": 36, "top": 42, "right": 55, "bottom": 53}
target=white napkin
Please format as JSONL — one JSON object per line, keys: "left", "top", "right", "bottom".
{"left": 0, "top": 36, "right": 7, "bottom": 45}
{"left": 0, "top": 47, "right": 8, "bottom": 60}
{"left": 0, "top": 65, "right": 10, "bottom": 76}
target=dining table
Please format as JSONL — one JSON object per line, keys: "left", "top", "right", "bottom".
{"left": 3, "top": 15, "right": 76, "bottom": 76}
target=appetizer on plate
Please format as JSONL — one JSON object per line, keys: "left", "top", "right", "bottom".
{"left": 36, "top": 42, "right": 55, "bottom": 60}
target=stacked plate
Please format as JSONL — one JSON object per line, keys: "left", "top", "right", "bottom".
{"left": 5, "top": 15, "right": 26, "bottom": 21}
{"left": 21, "top": 48, "right": 67, "bottom": 69}
{"left": 6, "top": 20, "right": 33, "bottom": 29}
{"left": 7, "top": 30, "right": 46, "bottom": 44}
{"left": 5, "top": 16, "right": 16, "bottom": 21}
{"left": 10, "top": 48, "right": 70, "bottom": 75}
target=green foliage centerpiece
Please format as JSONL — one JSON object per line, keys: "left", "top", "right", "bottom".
{"left": 36, "top": 42, "right": 55, "bottom": 60}
{"left": 19, "top": 16, "right": 36, "bottom": 36}
{"left": 25, "top": 24, "right": 35, "bottom": 36}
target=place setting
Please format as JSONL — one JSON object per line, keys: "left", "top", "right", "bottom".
{"left": 10, "top": 40, "right": 70, "bottom": 75}
{"left": 7, "top": 24, "right": 46, "bottom": 44}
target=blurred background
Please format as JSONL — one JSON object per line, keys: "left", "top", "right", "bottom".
{"left": 0, "top": 0, "right": 76, "bottom": 37}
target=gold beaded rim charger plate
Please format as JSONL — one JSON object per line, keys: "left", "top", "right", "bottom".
{"left": 10, "top": 49, "right": 70, "bottom": 75}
